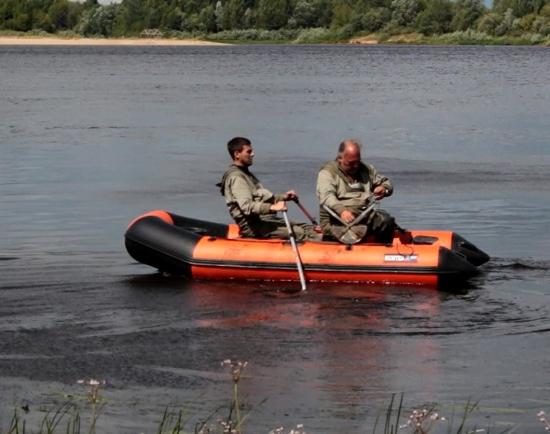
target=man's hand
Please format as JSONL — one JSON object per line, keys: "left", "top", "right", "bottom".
{"left": 340, "top": 209, "right": 356, "bottom": 223}
{"left": 284, "top": 190, "right": 298, "bottom": 201}
{"left": 270, "top": 201, "right": 288, "bottom": 212}
{"left": 373, "top": 185, "right": 387, "bottom": 200}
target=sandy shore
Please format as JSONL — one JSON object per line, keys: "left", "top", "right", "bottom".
{"left": 0, "top": 36, "right": 228, "bottom": 46}
{"left": 349, "top": 35, "right": 379, "bottom": 44}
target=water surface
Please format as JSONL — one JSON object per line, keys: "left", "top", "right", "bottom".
{"left": 1, "top": 44, "right": 550, "bottom": 433}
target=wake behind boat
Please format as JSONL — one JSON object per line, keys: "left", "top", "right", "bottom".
{"left": 124, "top": 210, "right": 489, "bottom": 287}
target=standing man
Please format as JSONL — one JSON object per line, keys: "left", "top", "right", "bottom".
{"left": 316, "top": 139, "right": 397, "bottom": 243}
{"left": 219, "top": 137, "right": 320, "bottom": 240}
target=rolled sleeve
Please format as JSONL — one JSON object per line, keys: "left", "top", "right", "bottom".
{"left": 370, "top": 165, "right": 393, "bottom": 196}
{"left": 229, "top": 176, "right": 273, "bottom": 216}
{"left": 316, "top": 170, "right": 346, "bottom": 214}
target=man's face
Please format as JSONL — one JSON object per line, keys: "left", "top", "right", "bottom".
{"left": 234, "top": 144, "right": 254, "bottom": 167}
{"left": 339, "top": 148, "right": 361, "bottom": 175}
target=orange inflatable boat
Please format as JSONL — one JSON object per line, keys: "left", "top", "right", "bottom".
{"left": 125, "top": 210, "right": 489, "bottom": 286}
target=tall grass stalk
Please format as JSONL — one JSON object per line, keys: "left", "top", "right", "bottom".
{"left": 156, "top": 408, "right": 186, "bottom": 434}
{"left": 7, "top": 402, "right": 80, "bottom": 434}
{"left": 370, "top": 393, "right": 403, "bottom": 434}
{"left": 8, "top": 409, "right": 26, "bottom": 434}
{"left": 454, "top": 399, "right": 479, "bottom": 434}
{"left": 221, "top": 359, "right": 249, "bottom": 433}
{"left": 40, "top": 402, "right": 75, "bottom": 434}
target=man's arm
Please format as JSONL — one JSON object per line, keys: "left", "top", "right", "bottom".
{"left": 228, "top": 175, "right": 288, "bottom": 215}
{"left": 316, "top": 169, "right": 346, "bottom": 215}
{"left": 369, "top": 164, "right": 393, "bottom": 197}
{"left": 228, "top": 175, "right": 273, "bottom": 216}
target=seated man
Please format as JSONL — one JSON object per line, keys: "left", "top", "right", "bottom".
{"left": 219, "top": 137, "right": 320, "bottom": 241}
{"left": 316, "top": 139, "right": 397, "bottom": 243}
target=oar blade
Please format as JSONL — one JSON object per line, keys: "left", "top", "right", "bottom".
{"left": 331, "top": 225, "right": 367, "bottom": 245}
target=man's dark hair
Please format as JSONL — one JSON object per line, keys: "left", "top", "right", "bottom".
{"left": 227, "top": 137, "right": 251, "bottom": 159}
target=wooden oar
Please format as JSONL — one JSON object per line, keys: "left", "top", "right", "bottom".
{"left": 282, "top": 210, "right": 307, "bottom": 291}
{"left": 292, "top": 197, "right": 318, "bottom": 225}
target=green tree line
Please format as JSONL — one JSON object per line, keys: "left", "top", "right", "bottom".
{"left": 1, "top": 0, "right": 549, "bottom": 39}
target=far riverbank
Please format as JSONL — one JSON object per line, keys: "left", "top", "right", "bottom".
{"left": 1, "top": 33, "right": 549, "bottom": 47}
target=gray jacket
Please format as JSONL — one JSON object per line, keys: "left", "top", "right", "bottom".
{"left": 219, "top": 165, "right": 285, "bottom": 235}
{"left": 316, "top": 160, "right": 393, "bottom": 232}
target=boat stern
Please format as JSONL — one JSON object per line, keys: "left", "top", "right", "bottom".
{"left": 451, "top": 233, "right": 490, "bottom": 266}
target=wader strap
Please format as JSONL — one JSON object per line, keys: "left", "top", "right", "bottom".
{"left": 217, "top": 165, "right": 260, "bottom": 196}
{"left": 319, "top": 160, "right": 370, "bottom": 190}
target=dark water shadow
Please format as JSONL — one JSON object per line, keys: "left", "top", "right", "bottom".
{"left": 123, "top": 272, "right": 192, "bottom": 291}
{"left": 486, "top": 257, "right": 550, "bottom": 271}
{"left": 481, "top": 257, "right": 550, "bottom": 285}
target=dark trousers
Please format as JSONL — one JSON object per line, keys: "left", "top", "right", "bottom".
{"left": 239, "top": 215, "right": 321, "bottom": 241}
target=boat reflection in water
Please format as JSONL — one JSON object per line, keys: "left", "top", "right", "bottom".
{"left": 124, "top": 274, "right": 467, "bottom": 430}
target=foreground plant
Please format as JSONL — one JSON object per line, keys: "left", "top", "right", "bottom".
{"left": 76, "top": 379, "right": 106, "bottom": 405}
{"left": 538, "top": 410, "right": 550, "bottom": 431}
{"left": 7, "top": 401, "right": 80, "bottom": 434}
{"left": 192, "top": 359, "right": 251, "bottom": 434}
{"left": 75, "top": 378, "right": 107, "bottom": 434}
{"left": 399, "top": 407, "right": 446, "bottom": 433}
{"left": 2, "top": 364, "right": 504, "bottom": 434}
{"left": 268, "top": 424, "right": 308, "bottom": 434}
{"left": 370, "top": 394, "right": 482, "bottom": 434}
{"left": 156, "top": 407, "right": 188, "bottom": 434}
{"left": 5, "top": 378, "right": 107, "bottom": 434}
{"left": 220, "top": 359, "right": 249, "bottom": 433}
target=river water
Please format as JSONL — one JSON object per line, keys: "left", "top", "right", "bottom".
{"left": 1, "top": 44, "right": 549, "bottom": 433}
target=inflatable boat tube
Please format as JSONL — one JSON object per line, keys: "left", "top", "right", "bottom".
{"left": 125, "top": 210, "right": 489, "bottom": 286}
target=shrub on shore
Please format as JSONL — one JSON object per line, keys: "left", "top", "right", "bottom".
{"left": 293, "top": 27, "right": 339, "bottom": 43}
{"left": 205, "top": 28, "right": 300, "bottom": 42}
{"left": 432, "top": 29, "right": 550, "bottom": 44}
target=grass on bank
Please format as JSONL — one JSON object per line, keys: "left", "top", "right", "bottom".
{"left": 4, "top": 360, "right": 549, "bottom": 434}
